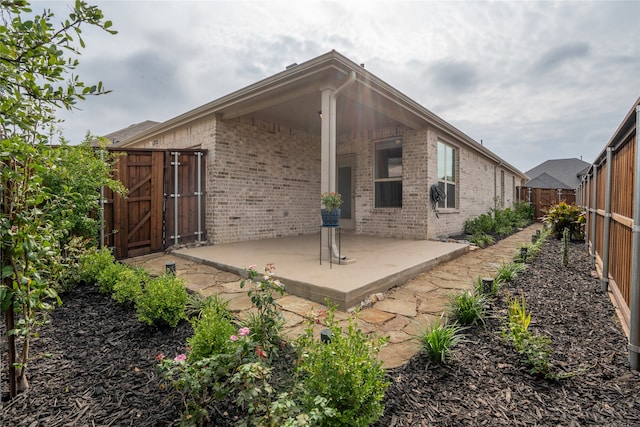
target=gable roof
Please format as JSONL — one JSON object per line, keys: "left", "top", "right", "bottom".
{"left": 103, "top": 120, "right": 160, "bottom": 145}
{"left": 118, "top": 50, "right": 525, "bottom": 179}
{"left": 524, "top": 158, "right": 590, "bottom": 189}
{"left": 525, "top": 172, "right": 573, "bottom": 190}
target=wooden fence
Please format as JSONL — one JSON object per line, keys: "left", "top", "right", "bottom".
{"left": 576, "top": 98, "right": 639, "bottom": 369}
{"left": 102, "top": 148, "right": 207, "bottom": 258}
{"left": 519, "top": 187, "right": 576, "bottom": 220}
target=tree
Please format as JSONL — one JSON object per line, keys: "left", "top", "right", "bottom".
{"left": 0, "top": 0, "right": 117, "bottom": 397}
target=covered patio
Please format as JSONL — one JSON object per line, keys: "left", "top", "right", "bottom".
{"left": 173, "top": 233, "right": 469, "bottom": 309}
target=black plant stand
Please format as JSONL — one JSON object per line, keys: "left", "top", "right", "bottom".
{"left": 319, "top": 225, "right": 341, "bottom": 269}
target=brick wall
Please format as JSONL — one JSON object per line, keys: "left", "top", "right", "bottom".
{"left": 123, "top": 115, "right": 522, "bottom": 243}
{"left": 209, "top": 117, "right": 321, "bottom": 243}
{"left": 425, "top": 130, "right": 522, "bottom": 239}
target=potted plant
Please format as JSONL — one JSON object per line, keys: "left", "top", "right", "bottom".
{"left": 321, "top": 192, "right": 342, "bottom": 226}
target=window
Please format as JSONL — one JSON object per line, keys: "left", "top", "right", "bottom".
{"left": 437, "top": 141, "right": 456, "bottom": 209}
{"left": 374, "top": 139, "right": 402, "bottom": 208}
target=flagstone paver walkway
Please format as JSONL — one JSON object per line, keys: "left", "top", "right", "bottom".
{"left": 126, "top": 223, "right": 543, "bottom": 368}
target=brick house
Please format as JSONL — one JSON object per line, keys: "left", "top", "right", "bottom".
{"left": 114, "top": 50, "right": 526, "bottom": 245}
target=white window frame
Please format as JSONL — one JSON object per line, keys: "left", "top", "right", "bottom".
{"left": 374, "top": 138, "right": 403, "bottom": 208}
{"left": 437, "top": 140, "right": 457, "bottom": 209}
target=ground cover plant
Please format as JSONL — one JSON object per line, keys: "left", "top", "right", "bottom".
{"left": 463, "top": 202, "right": 533, "bottom": 247}
{"left": 2, "top": 237, "right": 639, "bottom": 425}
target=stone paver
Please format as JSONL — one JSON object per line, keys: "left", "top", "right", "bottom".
{"left": 129, "top": 224, "right": 542, "bottom": 368}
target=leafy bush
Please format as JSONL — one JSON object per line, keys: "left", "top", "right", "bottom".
{"left": 470, "top": 233, "right": 494, "bottom": 248}
{"left": 186, "top": 292, "right": 229, "bottom": 320}
{"left": 449, "top": 290, "right": 486, "bottom": 326}
{"left": 187, "top": 301, "right": 237, "bottom": 362}
{"left": 112, "top": 267, "right": 148, "bottom": 304}
{"left": 464, "top": 213, "right": 496, "bottom": 236}
{"left": 513, "top": 201, "right": 534, "bottom": 223}
{"left": 78, "top": 247, "right": 116, "bottom": 284}
{"left": 464, "top": 204, "right": 533, "bottom": 241}
{"left": 295, "top": 307, "right": 389, "bottom": 427}
{"left": 158, "top": 353, "right": 236, "bottom": 425}
{"left": 96, "top": 261, "right": 129, "bottom": 294}
{"left": 542, "top": 202, "right": 585, "bottom": 240}
{"left": 415, "top": 315, "right": 465, "bottom": 363}
{"left": 136, "top": 274, "right": 188, "bottom": 327}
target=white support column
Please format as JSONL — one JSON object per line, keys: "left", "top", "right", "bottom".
{"left": 320, "top": 88, "right": 335, "bottom": 196}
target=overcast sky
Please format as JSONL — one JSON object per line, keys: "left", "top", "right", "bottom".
{"left": 40, "top": 0, "right": 639, "bottom": 173}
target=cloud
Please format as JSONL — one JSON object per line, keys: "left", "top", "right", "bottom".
{"left": 531, "top": 42, "right": 591, "bottom": 74}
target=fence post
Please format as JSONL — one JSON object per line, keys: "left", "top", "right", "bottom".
{"left": 585, "top": 174, "right": 590, "bottom": 250}
{"left": 601, "top": 147, "right": 613, "bottom": 292}
{"left": 99, "top": 149, "right": 105, "bottom": 248}
{"left": 591, "top": 163, "right": 597, "bottom": 267}
{"left": 171, "top": 151, "right": 180, "bottom": 246}
{"left": 195, "top": 151, "right": 203, "bottom": 242}
{"left": 629, "top": 105, "right": 640, "bottom": 371}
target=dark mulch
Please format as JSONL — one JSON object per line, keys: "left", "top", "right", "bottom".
{"left": 376, "top": 239, "right": 640, "bottom": 427}
{"left": 2, "top": 238, "right": 639, "bottom": 426}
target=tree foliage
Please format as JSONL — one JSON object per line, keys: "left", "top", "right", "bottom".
{"left": 0, "top": 0, "right": 117, "bottom": 397}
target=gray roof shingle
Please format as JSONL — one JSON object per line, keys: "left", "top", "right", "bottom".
{"left": 524, "top": 158, "right": 590, "bottom": 189}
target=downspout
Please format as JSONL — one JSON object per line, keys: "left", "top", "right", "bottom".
{"left": 601, "top": 147, "right": 613, "bottom": 292}
{"left": 494, "top": 161, "right": 502, "bottom": 210}
{"left": 629, "top": 104, "right": 640, "bottom": 370}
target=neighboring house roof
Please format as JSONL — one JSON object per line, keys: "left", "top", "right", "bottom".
{"left": 525, "top": 172, "right": 573, "bottom": 190}
{"left": 101, "top": 120, "right": 160, "bottom": 145}
{"left": 117, "top": 50, "right": 525, "bottom": 180}
{"left": 524, "top": 158, "right": 590, "bottom": 189}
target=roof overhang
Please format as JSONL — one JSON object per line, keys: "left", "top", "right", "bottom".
{"left": 118, "top": 50, "right": 526, "bottom": 179}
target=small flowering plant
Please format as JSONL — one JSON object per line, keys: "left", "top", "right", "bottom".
{"left": 321, "top": 192, "right": 342, "bottom": 210}
{"left": 240, "top": 264, "right": 286, "bottom": 358}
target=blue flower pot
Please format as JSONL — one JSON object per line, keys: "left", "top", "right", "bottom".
{"left": 321, "top": 208, "right": 340, "bottom": 226}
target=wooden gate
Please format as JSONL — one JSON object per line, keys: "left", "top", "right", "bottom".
{"left": 519, "top": 187, "right": 576, "bottom": 220}
{"left": 102, "top": 148, "right": 207, "bottom": 258}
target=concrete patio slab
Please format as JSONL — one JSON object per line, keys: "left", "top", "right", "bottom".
{"left": 173, "top": 233, "right": 468, "bottom": 309}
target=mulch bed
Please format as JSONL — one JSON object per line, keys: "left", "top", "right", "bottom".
{"left": 2, "top": 238, "right": 639, "bottom": 426}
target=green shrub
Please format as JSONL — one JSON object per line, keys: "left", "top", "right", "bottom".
{"left": 186, "top": 292, "right": 230, "bottom": 320}
{"left": 136, "top": 274, "right": 188, "bottom": 327}
{"left": 415, "top": 315, "right": 465, "bottom": 363}
{"left": 157, "top": 353, "right": 236, "bottom": 425}
{"left": 112, "top": 267, "right": 148, "bottom": 304}
{"left": 448, "top": 290, "right": 486, "bottom": 326}
{"left": 187, "top": 301, "right": 237, "bottom": 362}
{"left": 494, "top": 260, "right": 527, "bottom": 284}
{"left": 96, "top": 261, "right": 129, "bottom": 294}
{"left": 513, "top": 201, "right": 534, "bottom": 223}
{"left": 464, "top": 204, "right": 533, "bottom": 240}
{"left": 464, "top": 213, "right": 496, "bottom": 236}
{"left": 470, "top": 233, "right": 494, "bottom": 248}
{"left": 295, "top": 307, "right": 389, "bottom": 427}
{"left": 78, "top": 247, "right": 115, "bottom": 284}
{"left": 542, "top": 202, "right": 585, "bottom": 240}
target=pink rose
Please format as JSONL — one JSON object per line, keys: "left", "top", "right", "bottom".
{"left": 238, "top": 327, "right": 250, "bottom": 337}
